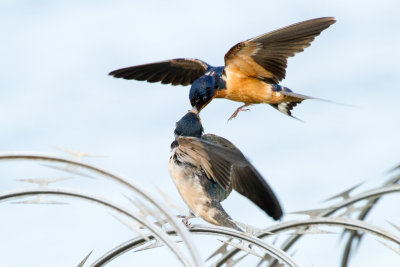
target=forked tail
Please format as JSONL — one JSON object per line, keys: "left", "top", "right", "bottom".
{"left": 270, "top": 86, "right": 314, "bottom": 120}
{"left": 269, "top": 85, "right": 355, "bottom": 120}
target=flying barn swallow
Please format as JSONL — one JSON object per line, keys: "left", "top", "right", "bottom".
{"left": 110, "top": 17, "right": 335, "bottom": 120}
{"left": 168, "top": 109, "right": 283, "bottom": 229}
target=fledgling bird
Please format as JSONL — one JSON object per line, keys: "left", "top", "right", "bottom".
{"left": 168, "top": 109, "right": 283, "bottom": 230}
{"left": 110, "top": 17, "right": 335, "bottom": 120}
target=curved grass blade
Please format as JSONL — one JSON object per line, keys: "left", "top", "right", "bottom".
{"left": 90, "top": 226, "right": 299, "bottom": 267}
{"left": 0, "top": 188, "right": 192, "bottom": 267}
{"left": 0, "top": 152, "right": 202, "bottom": 267}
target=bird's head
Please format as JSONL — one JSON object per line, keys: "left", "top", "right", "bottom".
{"left": 174, "top": 109, "right": 204, "bottom": 138}
{"left": 189, "top": 76, "right": 216, "bottom": 112}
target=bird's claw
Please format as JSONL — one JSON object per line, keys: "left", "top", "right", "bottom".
{"left": 182, "top": 217, "right": 192, "bottom": 227}
{"left": 228, "top": 106, "right": 251, "bottom": 121}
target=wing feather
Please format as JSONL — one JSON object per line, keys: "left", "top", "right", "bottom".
{"left": 202, "top": 134, "right": 283, "bottom": 220}
{"left": 176, "top": 136, "right": 243, "bottom": 190}
{"left": 109, "top": 58, "right": 210, "bottom": 86}
{"left": 224, "top": 17, "right": 335, "bottom": 83}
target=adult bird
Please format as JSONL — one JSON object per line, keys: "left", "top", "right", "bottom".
{"left": 168, "top": 109, "right": 283, "bottom": 230}
{"left": 110, "top": 17, "right": 336, "bottom": 120}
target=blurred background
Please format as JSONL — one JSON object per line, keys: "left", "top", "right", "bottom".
{"left": 0, "top": 0, "right": 399, "bottom": 266}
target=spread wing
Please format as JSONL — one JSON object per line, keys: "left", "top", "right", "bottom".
{"left": 109, "top": 58, "right": 211, "bottom": 86}
{"left": 224, "top": 17, "right": 336, "bottom": 84}
{"left": 176, "top": 136, "right": 243, "bottom": 190}
{"left": 202, "top": 134, "right": 283, "bottom": 220}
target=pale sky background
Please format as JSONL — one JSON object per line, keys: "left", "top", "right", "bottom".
{"left": 0, "top": 0, "right": 400, "bottom": 266}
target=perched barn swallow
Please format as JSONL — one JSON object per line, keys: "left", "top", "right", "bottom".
{"left": 168, "top": 109, "right": 283, "bottom": 229}
{"left": 110, "top": 17, "right": 335, "bottom": 120}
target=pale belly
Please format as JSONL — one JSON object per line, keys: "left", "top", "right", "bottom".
{"left": 168, "top": 155, "right": 222, "bottom": 225}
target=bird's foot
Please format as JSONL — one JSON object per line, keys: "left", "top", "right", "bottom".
{"left": 182, "top": 216, "right": 192, "bottom": 227}
{"left": 178, "top": 211, "right": 195, "bottom": 228}
{"left": 228, "top": 104, "right": 251, "bottom": 121}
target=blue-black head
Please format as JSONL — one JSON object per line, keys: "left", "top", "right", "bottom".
{"left": 174, "top": 110, "right": 204, "bottom": 138}
{"left": 189, "top": 75, "right": 216, "bottom": 112}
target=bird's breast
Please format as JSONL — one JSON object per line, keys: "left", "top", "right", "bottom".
{"left": 168, "top": 150, "right": 230, "bottom": 224}
{"left": 217, "top": 67, "right": 286, "bottom": 104}
{"left": 168, "top": 152, "right": 211, "bottom": 214}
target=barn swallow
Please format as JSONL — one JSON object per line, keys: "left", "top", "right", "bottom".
{"left": 110, "top": 17, "right": 335, "bottom": 120}
{"left": 168, "top": 109, "right": 283, "bottom": 229}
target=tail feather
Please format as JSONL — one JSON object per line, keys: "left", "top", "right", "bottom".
{"left": 271, "top": 85, "right": 358, "bottom": 119}
{"left": 270, "top": 100, "right": 305, "bottom": 121}
{"left": 279, "top": 90, "right": 315, "bottom": 100}
{"left": 269, "top": 85, "right": 310, "bottom": 120}
{"left": 211, "top": 201, "right": 243, "bottom": 231}
{"left": 270, "top": 101, "right": 301, "bottom": 117}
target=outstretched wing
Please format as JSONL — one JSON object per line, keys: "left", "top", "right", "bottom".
{"left": 109, "top": 58, "right": 210, "bottom": 86}
{"left": 224, "top": 17, "right": 336, "bottom": 83}
{"left": 176, "top": 136, "right": 243, "bottom": 190}
{"left": 202, "top": 134, "right": 283, "bottom": 220}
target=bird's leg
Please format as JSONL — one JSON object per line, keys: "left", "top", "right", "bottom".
{"left": 228, "top": 104, "right": 251, "bottom": 120}
{"left": 181, "top": 211, "right": 195, "bottom": 227}
{"left": 182, "top": 216, "right": 191, "bottom": 226}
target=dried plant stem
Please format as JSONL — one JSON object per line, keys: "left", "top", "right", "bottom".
{"left": 0, "top": 188, "right": 191, "bottom": 267}
{"left": 90, "top": 232, "right": 165, "bottom": 266}
{"left": 214, "top": 184, "right": 400, "bottom": 266}
{"left": 90, "top": 226, "right": 299, "bottom": 267}
{"left": 341, "top": 175, "right": 400, "bottom": 267}
{"left": 269, "top": 184, "right": 400, "bottom": 267}
{"left": 216, "top": 217, "right": 400, "bottom": 266}
{"left": 0, "top": 152, "right": 202, "bottom": 267}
